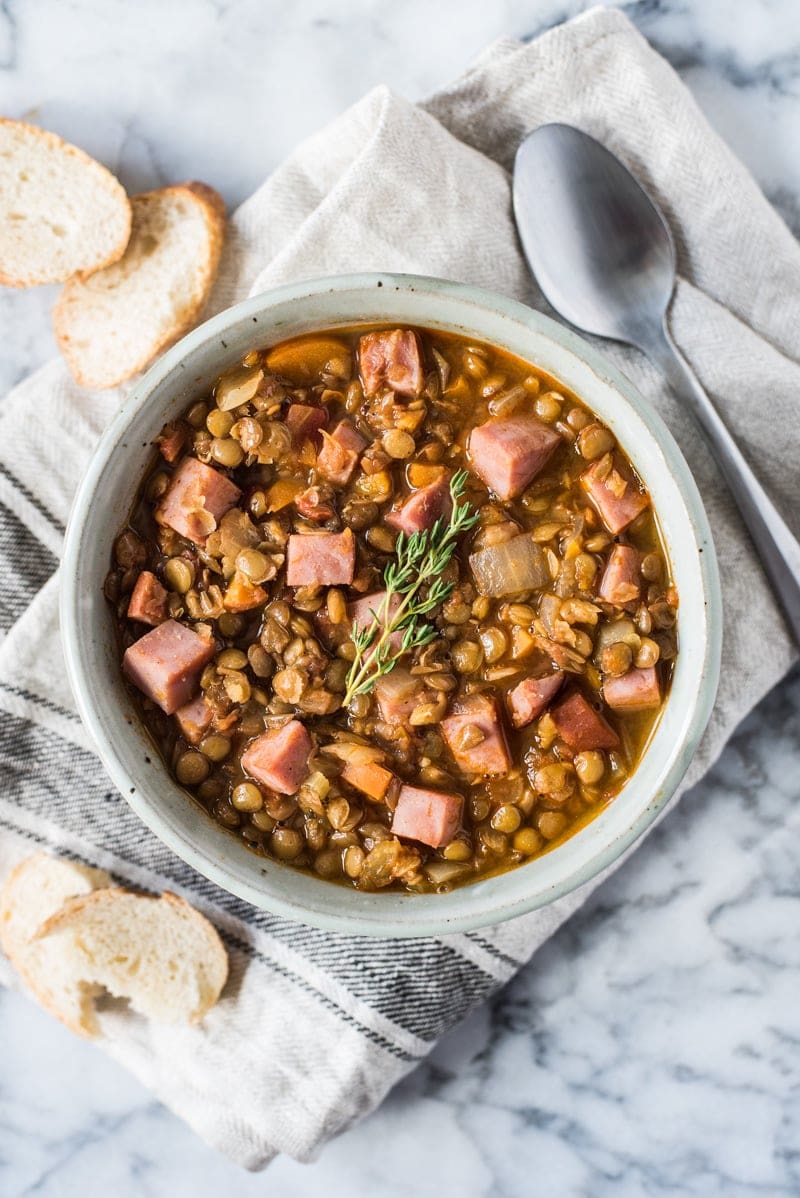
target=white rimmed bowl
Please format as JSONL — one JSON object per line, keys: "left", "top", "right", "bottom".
{"left": 61, "top": 273, "right": 721, "bottom": 937}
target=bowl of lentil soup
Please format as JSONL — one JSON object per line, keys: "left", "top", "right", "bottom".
{"left": 61, "top": 274, "right": 721, "bottom": 936}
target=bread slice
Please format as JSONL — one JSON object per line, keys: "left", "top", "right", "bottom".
{"left": 33, "top": 888, "right": 228, "bottom": 1033}
{"left": 0, "top": 852, "right": 111, "bottom": 1036}
{"left": 54, "top": 182, "right": 225, "bottom": 389}
{"left": 0, "top": 118, "right": 131, "bottom": 287}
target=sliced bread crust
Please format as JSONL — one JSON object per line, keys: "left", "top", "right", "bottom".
{"left": 53, "top": 181, "right": 226, "bottom": 389}
{"left": 0, "top": 853, "right": 111, "bottom": 1036}
{"left": 34, "top": 888, "right": 229, "bottom": 1028}
{"left": 0, "top": 118, "right": 131, "bottom": 287}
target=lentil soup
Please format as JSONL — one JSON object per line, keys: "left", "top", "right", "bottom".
{"left": 107, "top": 326, "right": 679, "bottom": 894}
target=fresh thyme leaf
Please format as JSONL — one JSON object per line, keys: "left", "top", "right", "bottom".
{"left": 342, "top": 470, "right": 479, "bottom": 708}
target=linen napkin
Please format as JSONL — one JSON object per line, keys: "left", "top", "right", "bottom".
{"left": 1, "top": 6, "right": 798, "bottom": 1169}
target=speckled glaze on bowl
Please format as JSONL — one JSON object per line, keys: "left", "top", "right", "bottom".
{"left": 60, "top": 274, "right": 722, "bottom": 937}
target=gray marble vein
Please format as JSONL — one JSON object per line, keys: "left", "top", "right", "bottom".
{"left": 1, "top": 1, "right": 799, "bottom": 1194}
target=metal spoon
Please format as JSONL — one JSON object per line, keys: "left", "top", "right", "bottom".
{"left": 513, "top": 122, "right": 800, "bottom": 643}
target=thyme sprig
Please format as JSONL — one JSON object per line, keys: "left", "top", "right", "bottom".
{"left": 342, "top": 470, "right": 479, "bottom": 708}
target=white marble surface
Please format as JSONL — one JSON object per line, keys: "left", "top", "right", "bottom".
{"left": 1, "top": 1, "right": 799, "bottom": 1193}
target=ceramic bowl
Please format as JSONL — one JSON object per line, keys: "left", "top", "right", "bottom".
{"left": 61, "top": 273, "right": 721, "bottom": 937}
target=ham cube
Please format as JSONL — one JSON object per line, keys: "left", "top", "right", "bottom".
{"left": 241, "top": 720, "right": 312, "bottom": 795}
{"left": 508, "top": 672, "right": 564, "bottom": 729}
{"left": 317, "top": 421, "right": 367, "bottom": 486}
{"left": 285, "top": 403, "right": 329, "bottom": 448}
{"left": 375, "top": 668, "right": 423, "bottom": 725}
{"left": 468, "top": 415, "right": 560, "bottom": 500}
{"left": 358, "top": 329, "right": 424, "bottom": 397}
{"left": 127, "top": 570, "right": 168, "bottom": 627}
{"left": 157, "top": 421, "right": 189, "bottom": 463}
{"left": 341, "top": 760, "right": 394, "bottom": 802}
{"left": 604, "top": 667, "right": 662, "bottom": 712}
{"left": 286, "top": 529, "right": 355, "bottom": 586}
{"left": 598, "top": 544, "right": 641, "bottom": 606}
{"left": 581, "top": 455, "right": 649, "bottom": 534}
{"left": 175, "top": 693, "right": 213, "bottom": 745}
{"left": 123, "top": 620, "right": 215, "bottom": 715}
{"left": 349, "top": 590, "right": 404, "bottom": 658}
{"left": 386, "top": 476, "right": 452, "bottom": 536}
{"left": 442, "top": 693, "right": 511, "bottom": 776}
{"left": 391, "top": 785, "right": 463, "bottom": 849}
{"left": 551, "top": 691, "right": 619, "bottom": 751}
{"left": 156, "top": 457, "right": 241, "bottom": 545}
{"left": 296, "top": 485, "right": 336, "bottom": 523}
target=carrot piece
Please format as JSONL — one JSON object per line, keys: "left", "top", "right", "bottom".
{"left": 223, "top": 572, "right": 267, "bottom": 612}
{"left": 266, "top": 479, "right": 304, "bottom": 512}
{"left": 341, "top": 760, "right": 394, "bottom": 802}
{"left": 266, "top": 336, "right": 350, "bottom": 382}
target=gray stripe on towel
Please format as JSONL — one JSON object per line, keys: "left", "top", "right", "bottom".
{"left": 0, "top": 501, "right": 58, "bottom": 632}
{"left": 0, "top": 814, "right": 415, "bottom": 1062}
{"left": 0, "top": 711, "right": 511, "bottom": 1042}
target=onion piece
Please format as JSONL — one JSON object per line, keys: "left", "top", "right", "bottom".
{"left": 424, "top": 861, "right": 472, "bottom": 885}
{"left": 470, "top": 533, "right": 550, "bottom": 597}
{"left": 539, "top": 593, "right": 562, "bottom": 636}
{"left": 594, "top": 617, "right": 639, "bottom": 653}
{"left": 321, "top": 741, "right": 386, "bottom": 765}
{"left": 215, "top": 366, "right": 264, "bottom": 411}
{"left": 432, "top": 348, "right": 451, "bottom": 391}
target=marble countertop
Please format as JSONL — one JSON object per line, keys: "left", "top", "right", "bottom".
{"left": 2, "top": 1, "right": 799, "bottom": 1194}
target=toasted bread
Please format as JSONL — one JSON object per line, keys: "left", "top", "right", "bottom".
{"left": 54, "top": 182, "right": 225, "bottom": 389}
{"left": 34, "top": 887, "right": 228, "bottom": 1033}
{"left": 0, "top": 852, "right": 111, "bottom": 1036}
{"left": 0, "top": 118, "right": 131, "bottom": 287}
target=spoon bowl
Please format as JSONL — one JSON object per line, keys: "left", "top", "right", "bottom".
{"left": 513, "top": 122, "right": 800, "bottom": 644}
{"left": 513, "top": 123, "right": 675, "bottom": 344}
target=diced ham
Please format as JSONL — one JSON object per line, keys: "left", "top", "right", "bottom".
{"left": 296, "top": 485, "right": 336, "bottom": 523}
{"left": 156, "top": 457, "right": 241, "bottom": 545}
{"left": 349, "top": 590, "right": 404, "bottom": 658}
{"left": 598, "top": 544, "right": 641, "bottom": 606}
{"left": 157, "top": 421, "right": 189, "bottom": 463}
{"left": 285, "top": 403, "right": 329, "bottom": 448}
{"left": 604, "top": 667, "right": 662, "bottom": 712}
{"left": 386, "top": 476, "right": 452, "bottom": 536}
{"left": 126, "top": 570, "right": 168, "bottom": 627}
{"left": 175, "top": 693, "right": 213, "bottom": 745}
{"left": 316, "top": 421, "right": 367, "bottom": 486}
{"left": 241, "top": 720, "right": 312, "bottom": 795}
{"left": 123, "top": 619, "right": 215, "bottom": 715}
{"left": 391, "top": 784, "right": 463, "bottom": 848}
{"left": 286, "top": 529, "right": 355, "bottom": 586}
{"left": 468, "top": 415, "right": 561, "bottom": 500}
{"left": 374, "top": 668, "right": 423, "bottom": 725}
{"left": 581, "top": 455, "right": 649, "bottom": 534}
{"left": 508, "top": 672, "right": 564, "bottom": 729}
{"left": 551, "top": 691, "right": 619, "bottom": 751}
{"left": 341, "top": 760, "right": 395, "bottom": 802}
{"left": 358, "top": 329, "right": 424, "bottom": 397}
{"left": 442, "top": 693, "right": 511, "bottom": 776}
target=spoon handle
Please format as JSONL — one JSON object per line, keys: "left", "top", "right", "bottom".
{"left": 638, "top": 321, "right": 800, "bottom": 645}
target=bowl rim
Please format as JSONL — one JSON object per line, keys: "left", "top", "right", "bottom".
{"left": 60, "top": 272, "right": 722, "bottom": 937}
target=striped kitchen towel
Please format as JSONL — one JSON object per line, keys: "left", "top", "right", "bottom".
{"left": 0, "top": 7, "right": 798, "bottom": 1168}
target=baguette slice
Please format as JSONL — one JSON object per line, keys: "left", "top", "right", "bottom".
{"left": 33, "top": 888, "right": 228, "bottom": 1034}
{"left": 0, "top": 853, "right": 111, "bottom": 1035}
{"left": 54, "top": 182, "right": 226, "bottom": 389}
{"left": 0, "top": 119, "right": 131, "bottom": 287}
